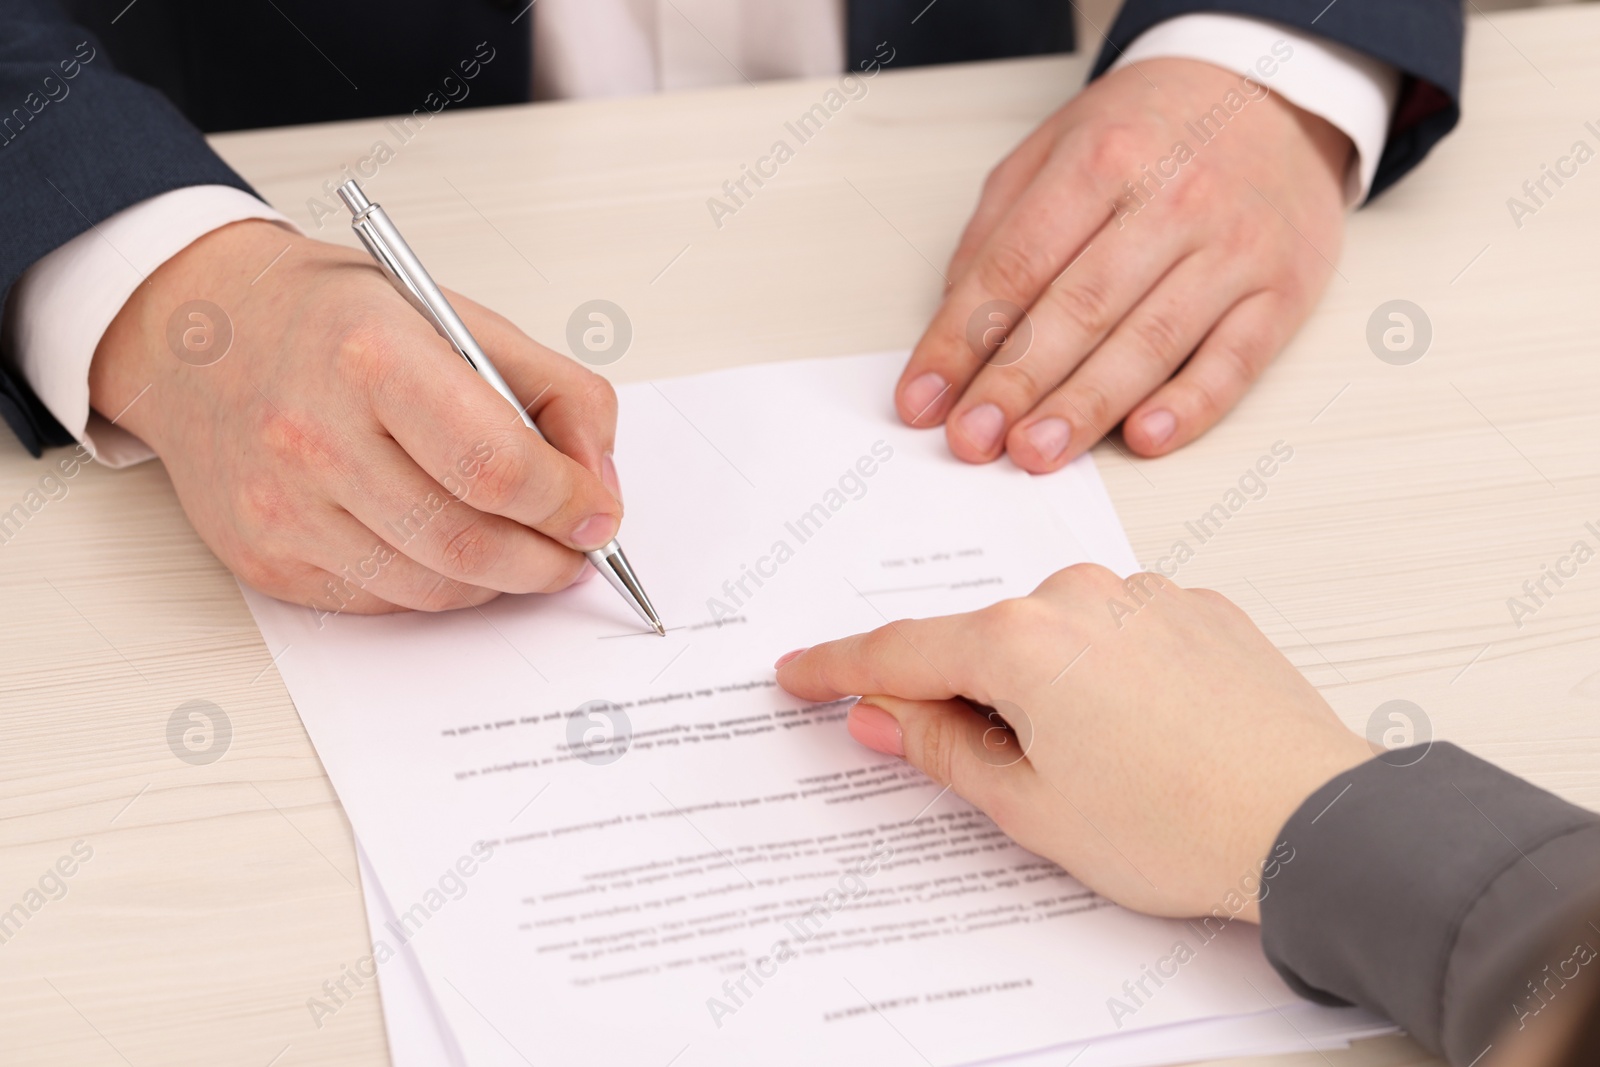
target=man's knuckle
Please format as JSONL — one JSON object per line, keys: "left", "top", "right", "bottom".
{"left": 1085, "top": 124, "right": 1142, "bottom": 179}
{"left": 336, "top": 320, "right": 403, "bottom": 386}
{"left": 257, "top": 408, "right": 327, "bottom": 469}
{"left": 247, "top": 523, "right": 297, "bottom": 564}
{"left": 1275, "top": 269, "right": 1315, "bottom": 308}
{"left": 1167, "top": 168, "right": 1215, "bottom": 215}
{"left": 1220, "top": 215, "right": 1266, "bottom": 259}
{"left": 470, "top": 436, "right": 533, "bottom": 512}
{"left": 568, "top": 369, "right": 617, "bottom": 415}
{"left": 435, "top": 516, "right": 499, "bottom": 579}
{"left": 1210, "top": 340, "right": 1262, "bottom": 393}
{"left": 234, "top": 475, "right": 293, "bottom": 532}
{"left": 1183, "top": 373, "right": 1227, "bottom": 418}
{"left": 976, "top": 242, "right": 1046, "bottom": 300}
{"left": 1129, "top": 309, "right": 1187, "bottom": 364}
{"left": 996, "top": 357, "right": 1053, "bottom": 404}
{"left": 336, "top": 314, "right": 390, "bottom": 355}
{"left": 1050, "top": 279, "right": 1115, "bottom": 339}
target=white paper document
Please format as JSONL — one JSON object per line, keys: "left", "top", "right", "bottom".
{"left": 353, "top": 845, "right": 1395, "bottom": 1067}
{"left": 246, "top": 353, "right": 1392, "bottom": 1066}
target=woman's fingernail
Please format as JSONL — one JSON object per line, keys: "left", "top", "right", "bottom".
{"left": 902, "top": 372, "right": 949, "bottom": 423}
{"left": 572, "top": 513, "right": 619, "bottom": 551}
{"left": 601, "top": 452, "right": 622, "bottom": 505}
{"left": 1140, "top": 409, "right": 1177, "bottom": 447}
{"left": 1023, "top": 417, "right": 1071, "bottom": 462}
{"left": 773, "top": 648, "right": 807, "bottom": 669}
{"left": 848, "top": 703, "right": 904, "bottom": 757}
{"left": 957, "top": 403, "right": 1005, "bottom": 453}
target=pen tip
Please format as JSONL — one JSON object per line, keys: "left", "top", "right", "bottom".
{"left": 654, "top": 622, "right": 667, "bottom": 637}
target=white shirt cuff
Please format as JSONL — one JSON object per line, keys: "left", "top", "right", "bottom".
{"left": 1109, "top": 13, "right": 1400, "bottom": 206}
{"left": 4, "top": 185, "right": 297, "bottom": 468}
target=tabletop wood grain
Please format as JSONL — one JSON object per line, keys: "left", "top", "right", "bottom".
{"left": 4, "top": 7, "right": 1597, "bottom": 1065}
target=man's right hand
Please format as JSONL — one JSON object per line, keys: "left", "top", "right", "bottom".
{"left": 89, "top": 219, "right": 624, "bottom": 615}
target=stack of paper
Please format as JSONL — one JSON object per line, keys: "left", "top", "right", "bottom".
{"left": 244, "top": 353, "right": 1394, "bottom": 1066}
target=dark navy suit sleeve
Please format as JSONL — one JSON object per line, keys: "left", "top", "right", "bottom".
{"left": 1093, "top": 0, "right": 1464, "bottom": 198}
{"left": 0, "top": 0, "right": 257, "bottom": 456}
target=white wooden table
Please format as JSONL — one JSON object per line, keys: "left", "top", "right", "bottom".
{"left": 5, "top": 7, "right": 1598, "bottom": 1064}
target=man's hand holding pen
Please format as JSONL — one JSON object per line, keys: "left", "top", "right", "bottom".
{"left": 89, "top": 218, "right": 625, "bottom": 616}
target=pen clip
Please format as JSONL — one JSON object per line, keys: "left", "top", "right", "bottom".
{"left": 350, "top": 217, "right": 453, "bottom": 340}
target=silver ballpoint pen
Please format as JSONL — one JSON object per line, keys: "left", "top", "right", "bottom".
{"left": 337, "top": 179, "right": 665, "bottom": 636}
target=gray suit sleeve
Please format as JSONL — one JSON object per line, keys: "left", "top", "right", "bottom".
{"left": 1260, "top": 742, "right": 1600, "bottom": 1066}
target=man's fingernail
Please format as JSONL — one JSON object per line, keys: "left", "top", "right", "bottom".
{"left": 1140, "top": 409, "right": 1177, "bottom": 447}
{"left": 902, "top": 372, "right": 948, "bottom": 423}
{"left": 957, "top": 403, "right": 1005, "bottom": 453}
{"left": 848, "top": 703, "right": 904, "bottom": 757}
{"left": 601, "top": 452, "right": 623, "bottom": 505}
{"left": 773, "top": 648, "right": 807, "bottom": 669}
{"left": 572, "top": 513, "right": 619, "bottom": 551}
{"left": 1023, "top": 417, "right": 1071, "bottom": 462}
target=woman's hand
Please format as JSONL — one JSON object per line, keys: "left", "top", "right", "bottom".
{"left": 775, "top": 565, "right": 1373, "bottom": 920}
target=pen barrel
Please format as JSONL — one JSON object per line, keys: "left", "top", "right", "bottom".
{"left": 338, "top": 181, "right": 538, "bottom": 435}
